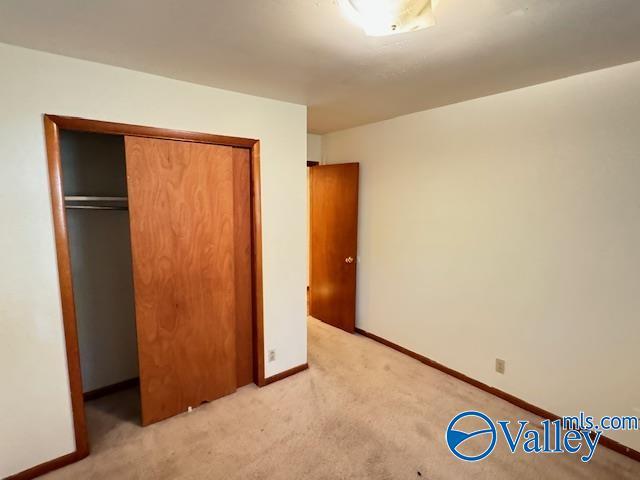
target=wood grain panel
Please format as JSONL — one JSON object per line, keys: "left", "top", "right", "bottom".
{"left": 233, "top": 148, "right": 253, "bottom": 387}
{"left": 309, "top": 163, "right": 359, "bottom": 333}
{"left": 125, "top": 136, "right": 237, "bottom": 425}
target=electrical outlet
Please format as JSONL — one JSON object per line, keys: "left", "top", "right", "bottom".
{"left": 495, "top": 358, "right": 506, "bottom": 374}
{"left": 268, "top": 349, "right": 276, "bottom": 362}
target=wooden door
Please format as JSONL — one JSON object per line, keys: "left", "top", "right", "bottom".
{"left": 125, "top": 136, "right": 245, "bottom": 425}
{"left": 309, "top": 163, "right": 359, "bottom": 333}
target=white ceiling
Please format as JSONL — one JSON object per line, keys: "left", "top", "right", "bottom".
{"left": 1, "top": 0, "right": 639, "bottom": 133}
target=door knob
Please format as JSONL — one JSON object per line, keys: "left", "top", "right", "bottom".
{"left": 345, "top": 256, "right": 354, "bottom": 264}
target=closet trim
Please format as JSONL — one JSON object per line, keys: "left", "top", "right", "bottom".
{"left": 43, "top": 114, "right": 266, "bottom": 465}
{"left": 46, "top": 115, "right": 257, "bottom": 148}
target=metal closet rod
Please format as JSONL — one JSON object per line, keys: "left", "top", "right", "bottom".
{"left": 64, "top": 195, "right": 128, "bottom": 201}
{"left": 65, "top": 205, "right": 129, "bottom": 211}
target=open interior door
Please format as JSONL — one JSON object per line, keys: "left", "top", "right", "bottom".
{"left": 309, "top": 163, "right": 359, "bottom": 333}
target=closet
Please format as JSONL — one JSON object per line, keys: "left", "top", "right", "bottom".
{"left": 62, "top": 131, "right": 139, "bottom": 401}
{"left": 53, "top": 118, "right": 258, "bottom": 432}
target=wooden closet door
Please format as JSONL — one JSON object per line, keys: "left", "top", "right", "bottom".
{"left": 232, "top": 148, "right": 254, "bottom": 387}
{"left": 125, "top": 136, "right": 238, "bottom": 426}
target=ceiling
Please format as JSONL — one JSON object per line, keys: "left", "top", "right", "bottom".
{"left": 1, "top": 0, "right": 639, "bottom": 133}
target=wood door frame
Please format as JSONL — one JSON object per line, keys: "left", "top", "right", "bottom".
{"left": 43, "top": 114, "right": 266, "bottom": 464}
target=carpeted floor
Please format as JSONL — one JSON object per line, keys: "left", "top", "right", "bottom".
{"left": 43, "top": 317, "right": 639, "bottom": 479}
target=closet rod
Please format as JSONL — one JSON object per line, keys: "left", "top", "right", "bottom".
{"left": 65, "top": 205, "right": 128, "bottom": 211}
{"left": 64, "top": 196, "right": 128, "bottom": 202}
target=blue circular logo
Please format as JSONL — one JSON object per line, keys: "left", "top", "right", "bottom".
{"left": 446, "top": 411, "right": 497, "bottom": 462}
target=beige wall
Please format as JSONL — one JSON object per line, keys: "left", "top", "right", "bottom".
{"left": 323, "top": 61, "right": 640, "bottom": 450}
{"left": 0, "top": 43, "right": 307, "bottom": 477}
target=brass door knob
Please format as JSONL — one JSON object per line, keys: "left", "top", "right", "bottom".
{"left": 345, "top": 256, "right": 354, "bottom": 264}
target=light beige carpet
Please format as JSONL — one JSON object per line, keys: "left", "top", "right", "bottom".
{"left": 43, "top": 317, "right": 639, "bottom": 479}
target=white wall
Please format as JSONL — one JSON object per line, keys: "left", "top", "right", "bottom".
{"left": 323, "top": 61, "right": 640, "bottom": 450}
{"left": 67, "top": 210, "right": 139, "bottom": 392}
{"left": 307, "top": 133, "right": 323, "bottom": 164}
{"left": 0, "top": 43, "right": 307, "bottom": 477}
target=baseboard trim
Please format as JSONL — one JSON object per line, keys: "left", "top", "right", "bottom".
{"left": 263, "top": 363, "right": 309, "bottom": 386}
{"left": 83, "top": 377, "right": 140, "bottom": 401}
{"left": 5, "top": 449, "right": 88, "bottom": 480}
{"left": 355, "top": 327, "right": 640, "bottom": 463}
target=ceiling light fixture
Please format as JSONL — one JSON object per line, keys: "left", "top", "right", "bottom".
{"left": 339, "top": 0, "right": 437, "bottom": 37}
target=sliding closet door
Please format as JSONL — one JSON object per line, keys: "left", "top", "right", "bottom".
{"left": 125, "top": 137, "right": 238, "bottom": 426}
{"left": 233, "top": 148, "right": 254, "bottom": 387}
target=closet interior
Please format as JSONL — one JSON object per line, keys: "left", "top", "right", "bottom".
{"left": 61, "top": 130, "right": 141, "bottom": 430}
{"left": 56, "top": 124, "right": 257, "bottom": 446}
